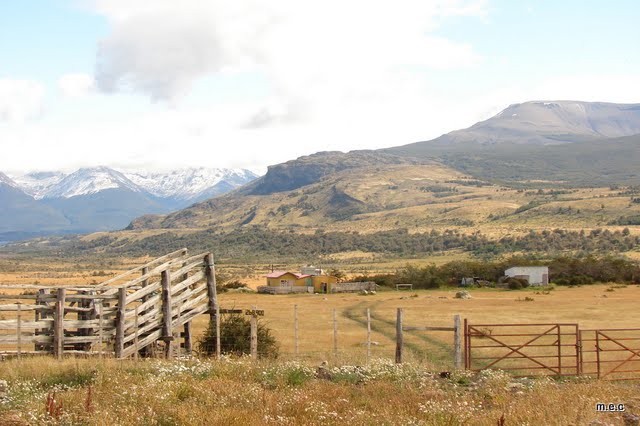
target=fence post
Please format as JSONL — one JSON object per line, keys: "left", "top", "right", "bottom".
{"left": 161, "top": 269, "right": 173, "bottom": 359}
{"left": 184, "top": 321, "right": 193, "bottom": 355}
{"left": 464, "top": 318, "right": 469, "bottom": 369}
{"left": 98, "top": 302, "right": 103, "bottom": 360}
{"left": 16, "top": 302, "right": 22, "bottom": 360}
{"left": 366, "top": 308, "right": 371, "bottom": 364}
{"left": 54, "top": 288, "right": 66, "bottom": 360}
{"left": 294, "top": 304, "right": 299, "bottom": 357}
{"left": 250, "top": 307, "right": 258, "bottom": 360}
{"left": 454, "top": 314, "right": 462, "bottom": 369}
{"left": 134, "top": 305, "right": 139, "bottom": 361}
{"left": 115, "top": 287, "right": 127, "bottom": 358}
{"left": 204, "top": 253, "right": 220, "bottom": 359}
{"left": 333, "top": 308, "right": 338, "bottom": 358}
{"left": 395, "top": 308, "right": 403, "bottom": 364}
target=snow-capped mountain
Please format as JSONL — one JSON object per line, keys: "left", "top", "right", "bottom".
{"left": 0, "top": 165, "right": 260, "bottom": 242}
{"left": 125, "top": 168, "right": 259, "bottom": 202}
{"left": 41, "top": 167, "right": 142, "bottom": 199}
{"left": 10, "top": 171, "right": 67, "bottom": 199}
{"left": 0, "top": 171, "right": 19, "bottom": 188}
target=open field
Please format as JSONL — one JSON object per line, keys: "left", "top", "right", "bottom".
{"left": 1, "top": 257, "right": 640, "bottom": 424}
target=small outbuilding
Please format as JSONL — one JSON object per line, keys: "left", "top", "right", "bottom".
{"left": 504, "top": 266, "right": 549, "bottom": 286}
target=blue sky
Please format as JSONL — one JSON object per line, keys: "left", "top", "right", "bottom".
{"left": 1, "top": 0, "right": 639, "bottom": 173}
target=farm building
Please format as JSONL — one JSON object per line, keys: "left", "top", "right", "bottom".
{"left": 259, "top": 270, "right": 338, "bottom": 294}
{"left": 505, "top": 266, "right": 549, "bottom": 286}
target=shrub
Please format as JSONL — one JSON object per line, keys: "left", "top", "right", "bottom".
{"left": 198, "top": 313, "right": 279, "bottom": 359}
{"left": 505, "top": 277, "right": 529, "bottom": 290}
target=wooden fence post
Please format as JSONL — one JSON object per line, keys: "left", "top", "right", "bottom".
{"left": 333, "top": 308, "right": 338, "bottom": 358}
{"left": 294, "top": 304, "right": 299, "bottom": 357}
{"left": 54, "top": 288, "right": 66, "bottom": 360}
{"left": 366, "top": 308, "right": 371, "bottom": 364}
{"left": 134, "top": 305, "right": 139, "bottom": 361}
{"left": 454, "top": 314, "right": 462, "bottom": 369}
{"left": 16, "top": 302, "right": 22, "bottom": 360}
{"left": 395, "top": 308, "right": 403, "bottom": 364}
{"left": 250, "top": 307, "right": 258, "bottom": 360}
{"left": 115, "top": 287, "right": 127, "bottom": 358}
{"left": 161, "top": 269, "right": 173, "bottom": 359}
{"left": 98, "top": 302, "right": 103, "bottom": 360}
{"left": 204, "top": 253, "right": 220, "bottom": 359}
{"left": 184, "top": 321, "right": 193, "bottom": 355}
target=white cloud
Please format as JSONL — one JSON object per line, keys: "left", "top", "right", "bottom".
{"left": 0, "top": 78, "right": 45, "bottom": 122}
{"left": 58, "top": 73, "right": 95, "bottom": 98}
{"left": 92, "top": 0, "right": 486, "bottom": 107}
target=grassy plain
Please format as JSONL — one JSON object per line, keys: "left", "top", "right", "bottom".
{"left": 1, "top": 258, "right": 640, "bottom": 425}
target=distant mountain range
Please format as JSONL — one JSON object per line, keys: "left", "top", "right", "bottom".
{"left": 5, "top": 100, "right": 640, "bottom": 249}
{"left": 126, "top": 100, "right": 640, "bottom": 234}
{"left": 0, "top": 167, "right": 258, "bottom": 241}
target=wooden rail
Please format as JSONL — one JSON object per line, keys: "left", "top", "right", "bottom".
{"left": 0, "top": 249, "right": 218, "bottom": 359}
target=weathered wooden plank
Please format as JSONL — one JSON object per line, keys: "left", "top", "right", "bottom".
{"left": 125, "top": 294, "right": 161, "bottom": 320}
{"left": 124, "top": 281, "right": 161, "bottom": 305}
{"left": 0, "top": 294, "right": 39, "bottom": 300}
{"left": 63, "top": 319, "right": 116, "bottom": 329}
{"left": 97, "top": 248, "right": 188, "bottom": 287}
{"left": 0, "top": 319, "right": 52, "bottom": 329}
{"left": 124, "top": 307, "right": 162, "bottom": 333}
{"left": 0, "top": 335, "right": 52, "bottom": 344}
{"left": 171, "top": 304, "right": 209, "bottom": 329}
{"left": 174, "top": 290, "right": 207, "bottom": 315}
{"left": 170, "top": 284, "right": 207, "bottom": 313}
{"left": 123, "top": 317, "right": 163, "bottom": 345}
{"left": 170, "top": 271, "right": 206, "bottom": 295}
{"left": 0, "top": 304, "right": 44, "bottom": 312}
{"left": 170, "top": 260, "right": 205, "bottom": 283}
{"left": 121, "top": 329, "right": 162, "bottom": 359}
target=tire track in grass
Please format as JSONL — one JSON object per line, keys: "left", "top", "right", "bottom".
{"left": 342, "top": 300, "right": 429, "bottom": 360}
{"left": 342, "top": 300, "right": 454, "bottom": 368}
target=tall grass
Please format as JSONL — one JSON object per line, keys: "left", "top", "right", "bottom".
{"left": 0, "top": 357, "right": 637, "bottom": 425}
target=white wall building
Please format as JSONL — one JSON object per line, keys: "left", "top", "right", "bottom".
{"left": 505, "top": 266, "right": 549, "bottom": 286}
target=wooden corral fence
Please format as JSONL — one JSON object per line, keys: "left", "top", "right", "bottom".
{"left": 0, "top": 248, "right": 220, "bottom": 359}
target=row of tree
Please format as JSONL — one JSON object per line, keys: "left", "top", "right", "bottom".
{"left": 349, "top": 255, "right": 640, "bottom": 288}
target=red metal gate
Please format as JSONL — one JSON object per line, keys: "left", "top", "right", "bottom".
{"left": 580, "top": 329, "right": 640, "bottom": 380}
{"left": 464, "top": 322, "right": 580, "bottom": 377}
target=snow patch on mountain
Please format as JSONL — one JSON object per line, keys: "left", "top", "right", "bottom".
{"left": 42, "top": 167, "right": 141, "bottom": 199}
{"left": 10, "top": 171, "right": 67, "bottom": 199}
{"left": 125, "top": 168, "right": 259, "bottom": 200}
{"left": 0, "top": 171, "right": 19, "bottom": 188}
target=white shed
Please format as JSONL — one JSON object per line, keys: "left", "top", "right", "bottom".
{"left": 505, "top": 266, "right": 549, "bottom": 286}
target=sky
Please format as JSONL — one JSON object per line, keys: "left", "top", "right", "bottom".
{"left": 1, "top": 0, "right": 640, "bottom": 174}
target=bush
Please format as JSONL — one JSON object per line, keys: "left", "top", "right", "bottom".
{"left": 216, "top": 280, "right": 249, "bottom": 293}
{"left": 505, "top": 277, "right": 529, "bottom": 290}
{"left": 198, "top": 313, "right": 279, "bottom": 359}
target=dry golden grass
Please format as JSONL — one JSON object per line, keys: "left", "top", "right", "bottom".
{"left": 0, "top": 356, "right": 638, "bottom": 425}
{"left": 2, "top": 256, "right": 640, "bottom": 425}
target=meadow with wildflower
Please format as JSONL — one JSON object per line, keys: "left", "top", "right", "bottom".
{"left": 0, "top": 357, "right": 638, "bottom": 425}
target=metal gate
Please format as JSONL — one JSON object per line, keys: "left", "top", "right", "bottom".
{"left": 580, "top": 329, "right": 640, "bottom": 380}
{"left": 464, "top": 322, "right": 580, "bottom": 377}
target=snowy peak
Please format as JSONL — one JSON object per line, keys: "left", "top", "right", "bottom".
{"left": 125, "top": 168, "right": 259, "bottom": 201}
{"left": 0, "top": 171, "right": 19, "bottom": 188}
{"left": 43, "top": 167, "right": 141, "bottom": 199}
{"left": 10, "top": 171, "right": 67, "bottom": 199}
